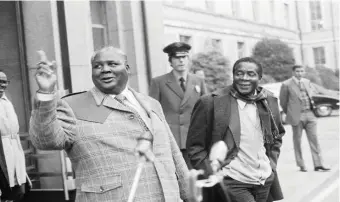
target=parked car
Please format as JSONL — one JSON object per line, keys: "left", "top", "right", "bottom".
{"left": 261, "top": 82, "right": 340, "bottom": 124}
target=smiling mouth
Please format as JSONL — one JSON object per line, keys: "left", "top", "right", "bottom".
{"left": 101, "top": 77, "right": 114, "bottom": 83}
{"left": 238, "top": 83, "right": 251, "bottom": 87}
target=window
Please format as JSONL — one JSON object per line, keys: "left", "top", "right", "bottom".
{"left": 90, "top": 1, "right": 108, "bottom": 51}
{"left": 313, "top": 47, "right": 326, "bottom": 65}
{"left": 237, "top": 42, "right": 245, "bottom": 59}
{"left": 179, "top": 35, "right": 192, "bottom": 46}
{"left": 252, "top": 1, "right": 259, "bottom": 21}
{"left": 284, "top": 3, "right": 289, "bottom": 28}
{"left": 212, "top": 39, "right": 223, "bottom": 52}
{"left": 309, "top": 1, "right": 323, "bottom": 30}
{"left": 231, "top": 0, "right": 240, "bottom": 17}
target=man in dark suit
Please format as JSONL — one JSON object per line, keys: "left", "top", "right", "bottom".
{"left": 279, "top": 65, "right": 330, "bottom": 172}
{"left": 187, "top": 57, "right": 285, "bottom": 202}
{"left": 149, "top": 42, "right": 207, "bottom": 168}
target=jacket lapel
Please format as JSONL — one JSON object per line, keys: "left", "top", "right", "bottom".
{"left": 302, "top": 79, "right": 313, "bottom": 98}
{"left": 229, "top": 96, "right": 241, "bottom": 147}
{"left": 165, "top": 72, "right": 184, "bottom": 99}
{"left": 213, "top": 93, "right": 230, "bottom": 143}
{"left": 213, "top": 87, "right": 241, "bottom": 147}
{"left": 130, "top": 89, "right": 153, "bottom": 132}
{"left": 102, "top": 95, "right": 134, "bottom": 114}
{"left": 180, "top": 73, "right": 194, "bottom": 106}
{"left": 290, "top": 79, "right": 302, "bottom": 100}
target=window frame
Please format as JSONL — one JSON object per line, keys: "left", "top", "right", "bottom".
{"left": 313, "top": 46, "right": 326, "bottom": 65}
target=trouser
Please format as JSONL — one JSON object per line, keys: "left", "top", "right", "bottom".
{"left": 0, "top": 184, "right": 26, "bottom": 202}
{"left": 223, "top": 172, "right": 275, "bottom": 202}
{"left": 292, "top": 110, "right": 323, "bottom": 168}
{"left": 180, "top": 149, "right": 192, "bottom": 169}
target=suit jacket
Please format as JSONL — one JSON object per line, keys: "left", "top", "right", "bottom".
{"left": 279, "top": 77, "right": 326, "bottom": 126}
{"left": 149, "top": 71, "right": 207, "bottom": 149}
{"left": 187, "top": 86, "right": 285, "bottom": 201}
{"left": 29, "top": 87, "right": 189, "bottom": 202}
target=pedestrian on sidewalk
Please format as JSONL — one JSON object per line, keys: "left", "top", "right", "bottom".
{"left": 187, "top": 57, "right": 286, "bottom": 202}
{"left": 29, "top": 47, "right": 189, "bottom": 202}
{"left": 279, "top": 65, "right": 331, "bottom": 172}
{"left": 149, "top": 42, "right": 207, "bottom": 168}
{"left": 0, "top": 70, "right": 31, "bottom": 202}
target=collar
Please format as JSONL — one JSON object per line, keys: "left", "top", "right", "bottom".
{"left": 237, "top": 99, "right": 247, "bottom": 109}
{"left": 90, "top": 86, "right": 130, "bottom": 106}
{"left": 236, "top": 91, "right": 257, "bottom": 109}
{"left": 172, "top": 70, "right": 188, "bottom": 82}
{"left": 293, "top": 76, "right": 302, "bottom": 84}
{"left": 0, "top": 94, "right": 8, "bottom": 101}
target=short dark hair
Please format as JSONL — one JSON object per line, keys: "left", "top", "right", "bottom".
{"left": 232, "top": 57, "right": 263, "bottom": 78}
{"left": 292, "top": 65, "right": 304, "bottom": 71}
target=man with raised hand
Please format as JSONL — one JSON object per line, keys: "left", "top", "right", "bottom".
{"left": 29, "top": 47, "right": 189, "bottom": 202}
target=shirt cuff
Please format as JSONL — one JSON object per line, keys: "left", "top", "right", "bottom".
{"left": 36, "top": 92, "right": 56, "bottom": 101}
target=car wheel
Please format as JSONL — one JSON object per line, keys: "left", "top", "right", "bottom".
{"left": 280, "top": 111, "right": 287, "bottom": 124}
{"left": 315, "top": 105, "right": 332, "bottom": 117}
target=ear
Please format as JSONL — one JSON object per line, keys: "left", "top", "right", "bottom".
{"left": 126, "top": 64, "right": 131, "bottom": 73}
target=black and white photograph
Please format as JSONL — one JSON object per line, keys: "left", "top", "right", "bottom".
{"left": 0, "top": 0, "right": 338, "bottom": 202}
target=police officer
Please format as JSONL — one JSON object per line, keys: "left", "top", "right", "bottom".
{"left": 149, "top": 42, "right": 207, "bottom": 168}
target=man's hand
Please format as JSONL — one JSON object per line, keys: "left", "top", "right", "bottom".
{"left": 36, "top": 50, "right": 57, "bottom": 93}
{"left": 209, "top": 141, "right": 228, "bottom": 173}
{"left": 135, "top": 139, "right": 155, "bottom": 162}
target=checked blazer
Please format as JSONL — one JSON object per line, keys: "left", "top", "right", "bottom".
{"left": 29, "top": 87, "right": 189, "bottom": 202}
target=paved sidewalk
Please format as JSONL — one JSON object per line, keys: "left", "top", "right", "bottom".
{"left": 277, "top": 114, "right": 339, "bottom": 202}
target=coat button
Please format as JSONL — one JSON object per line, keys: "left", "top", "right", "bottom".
{"left": 128, "top": 114, "right": 135, "bottom": 120}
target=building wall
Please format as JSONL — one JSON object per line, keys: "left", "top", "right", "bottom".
{"left": 161, "top": 0, "right": 339, "bottom": 73}
{"left": 296, "top": 1, "right": 339, "bottom": 69}
{"left": 161, "top": 0, "right": 302, "bottom": 74}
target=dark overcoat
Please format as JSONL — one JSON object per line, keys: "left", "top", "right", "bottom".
{"left": 187, "top": 86, "right": 285, "bottom": 202}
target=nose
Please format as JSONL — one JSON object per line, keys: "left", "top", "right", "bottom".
{"left": 241, "top": 74, "right": 250, "bottom": 80}
{"left": 101, "top": 64, "right": 111, "bottom": 72}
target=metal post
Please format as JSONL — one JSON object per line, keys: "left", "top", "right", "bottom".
{"left": 60, "top": 151, "right": 69, "bottom": 201}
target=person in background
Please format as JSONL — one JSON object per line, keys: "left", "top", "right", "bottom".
{"left": 187, "top": 57, "right": 285, "bottom": 202}
{"left": 149, "top": 42, "right": 207, "bottom": 168}
{"left": 0, "top": 70, "right": 30, "bottom": 202}
{"left": 29, "top": 47, "right": 189, "bottom": 202}
{"left": 279, "top": 65, "right": 331, "bottom": 172}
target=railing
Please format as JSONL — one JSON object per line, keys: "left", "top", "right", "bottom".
{"left": 20, "top": 132, "right": 75, "bottom": 201}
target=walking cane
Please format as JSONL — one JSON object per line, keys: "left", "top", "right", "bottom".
{"left": 127, "top": 156, "right": 147, "bottom": 202}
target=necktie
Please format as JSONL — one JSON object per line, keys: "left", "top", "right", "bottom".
{"left": 114, "top": 94, "right": 153, "bottom": 141}
{"left": 299, "top": 81, "right": 304, "bottom": 90}
{"left": 179, "top": 77, "right": 186, "bottom": 92}
{"left": 115, "top": 94, "right": 136, "bottom": 113}
{"left": 115, "top": 94, "right": 149, "bottom": 132}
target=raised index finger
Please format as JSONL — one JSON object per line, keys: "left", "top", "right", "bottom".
{"left": 37, "top": 50, "right": 48, "bottom": 63}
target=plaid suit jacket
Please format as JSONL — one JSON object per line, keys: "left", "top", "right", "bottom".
{"left": 29, "top": 87, "right": 189, "bottom": 202}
